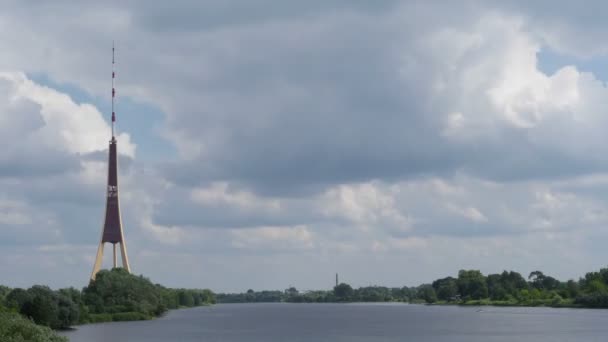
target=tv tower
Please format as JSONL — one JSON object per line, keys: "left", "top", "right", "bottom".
{"left": 90, "top": 43, "right": 132, "bottom": 281}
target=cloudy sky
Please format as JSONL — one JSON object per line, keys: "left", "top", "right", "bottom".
{"left": 3, "top": 1, "right": 608, "bottom": 292}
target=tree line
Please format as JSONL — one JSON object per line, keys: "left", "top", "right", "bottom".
{"left": 0, "top": 268, "right": 215, "bottom": 341}
{"left": 217, "top": 266, "right": 608, "bottom": 307}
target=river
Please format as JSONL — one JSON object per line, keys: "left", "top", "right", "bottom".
{"left": 60, "top": 303, "right": 608, "bottom": 341}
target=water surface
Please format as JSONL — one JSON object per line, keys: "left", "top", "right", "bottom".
{"left": 61, "top": 303, "right": 608, "bottom": 341}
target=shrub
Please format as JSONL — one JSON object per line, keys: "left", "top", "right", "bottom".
{"left": 0, "top": 311, "right": 67, "bottom": 342}
{"left": 87, "top": 313, "right": 113, "bottom": 323}
{"left": 112, "top": 312, "right": 150, "bottom": 321}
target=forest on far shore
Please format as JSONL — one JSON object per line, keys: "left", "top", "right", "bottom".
{"left": 217, "top": 267, "right": 608, "bottom": 308}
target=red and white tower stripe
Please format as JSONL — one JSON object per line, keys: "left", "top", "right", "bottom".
{"left": 111, "top": 41, "right": 116, "bottom": 136}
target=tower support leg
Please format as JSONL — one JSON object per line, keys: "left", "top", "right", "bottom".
{"left": 113, "top": 243, "right": 117, "bottom": 268}
{"left": 119, "top": 241, "right": 131, "bottom": 272}
{"left": 90, "top": 242, "right": 105, "bottom": 281}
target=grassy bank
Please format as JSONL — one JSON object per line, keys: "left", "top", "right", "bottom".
{"left": 84, "top": 303, "right": 214, "bottom": 324}
{"left": 430, "top": 298, "right": 582, "bottom": 308}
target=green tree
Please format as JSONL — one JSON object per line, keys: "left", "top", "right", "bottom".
{"left": 0, "top": 285, "right": 10, "bottom": 303}
{"left": 529, "top": 271, "right": 560, "bottom": 291}
{"left": 245, "top": 289, "right": 255, "bottom": 302}
{"left": 59, "top": 287, "right": 88, "bottom": 323}
{"left": 587, "top": 280, "right": 607, "bottom": 293}
{"left": 390, "top": 287, "right": 410, "bottom": 302}
{"left": 499, "top": 271, "right": 528, "bottom": 296}
{"left": 84, "top": 269, "right": 167, "bottom": 317}
{"left": 21, "top": 286, "right": 60, "bottom": 328}
{"left": 432, "top": 277, "right": 458, "bottom": 301}
{"left": 4, "top": 286, "right": 80, "bottom": 329}
{"left": 564, "top": 279, "right": 580, "bottom": 298}
{"left": 285, "top": 287, "right": 299, "bottom": 297}
{"left": 529, "top": 288, "right": 542, "bottom": 300}
{"left": 398, "top": 286, "right": 413, "bottom": 302}
{"left": 457, "top": 270, "right": 488, "bottom": 300}
{"left": 486, "top": 274, "right": 507, "bottom": 300}
{"left": 83, "top": 269, "right": 214, "bottom": 320}
{"left": 357, "top": 286, "right": 392, "bottom": 302}
{"left": 177, "top": 290, "right": 195, "bottom": 307}
{"left": 158, "top": 286, "right": 179, "bottom": 309}
{"left": 56, "top": 291, "right": 80, "bottom": 328}
{"left": 5, "top": 288, "right": 31, "bottom": 311}
{"left": 333, "top": 283, "right": 354, "bottom": 301}
{"left": 417, "top": 284, "right": 437, "bottom": 303}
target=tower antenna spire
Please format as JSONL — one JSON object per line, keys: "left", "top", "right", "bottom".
{"left": 111, "top": 41, "right": 116, "bottom": 138}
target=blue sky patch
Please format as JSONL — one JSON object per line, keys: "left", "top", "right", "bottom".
{"left": 28, "top": 72, "right": 177, "bottom": 162}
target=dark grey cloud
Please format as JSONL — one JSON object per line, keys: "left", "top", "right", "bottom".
{"left": 489, "top": 0, "right": 608, "bottom": 56}
{"left": 151, "top": 3, "right": 472, "bottom": 194}
{"left": 132, "top": 0, "right": 400, "bottom": 32}
{"left": 150, "top": 1, "right": 608, "bottom": 196}
{"left": 492, "top": 0, "right": 608, "bottom": 27}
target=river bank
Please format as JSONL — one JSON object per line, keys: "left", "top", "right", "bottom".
{"left": 81, "top": 303, "right": 214, "bottom": 324}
